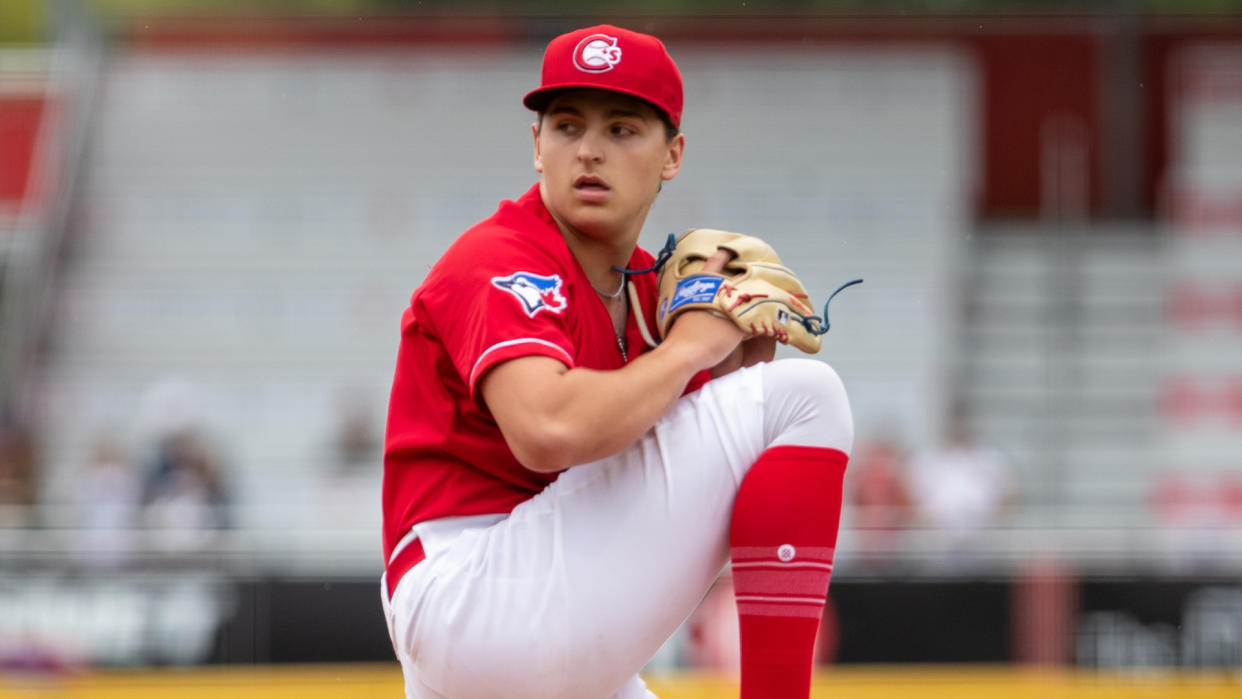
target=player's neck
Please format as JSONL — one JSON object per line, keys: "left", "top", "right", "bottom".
{"left": 553, "top": 221, "right": 641, "bottom": 298}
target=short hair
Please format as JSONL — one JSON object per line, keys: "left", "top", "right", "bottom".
{"left": 657, "top": 116, "right": 680, "bottom": 142}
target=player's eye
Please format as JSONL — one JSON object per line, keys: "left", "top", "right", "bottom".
{"left": 610, "top": 123, "right": 638, "bottom": 137}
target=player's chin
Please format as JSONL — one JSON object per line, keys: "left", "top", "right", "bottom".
{"left": 563, "top": 203, "right": 620, "bottom": 232}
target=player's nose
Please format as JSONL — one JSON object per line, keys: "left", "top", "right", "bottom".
{"left": 575, "top": 127, "right": 605, "bottom": 164}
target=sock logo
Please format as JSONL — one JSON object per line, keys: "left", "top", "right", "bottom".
{"left": 777, "top": 544, "right": 796, "bottom": 562}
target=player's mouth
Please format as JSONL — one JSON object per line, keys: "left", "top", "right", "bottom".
{"left": 573, "top": 175, "right": 611, "bottom": 202}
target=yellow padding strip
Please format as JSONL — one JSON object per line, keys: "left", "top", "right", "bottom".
{"left": 1, "top": 665, "right": 1239, "bottom": 698}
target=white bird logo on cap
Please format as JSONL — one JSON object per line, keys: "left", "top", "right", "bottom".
{"left": 573, "top": 34, "right": 622, "bottom": 73}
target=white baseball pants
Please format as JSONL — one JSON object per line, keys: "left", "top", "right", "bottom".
{"left": 381, "top": 358, "right": 853, "bottom": 699}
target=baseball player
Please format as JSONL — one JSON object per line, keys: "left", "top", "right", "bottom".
{"left": 381, "top": 25, "right": 854, "bottom": 699}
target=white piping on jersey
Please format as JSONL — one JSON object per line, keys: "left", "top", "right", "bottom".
{"left": 389, "top": 514, "right": 508, "bottom": 566}
{"left": 389, "top": 528, "right": 419, "bottom": 566}
{"left": 469, "top": 337, "right": 574, "bottom": 389}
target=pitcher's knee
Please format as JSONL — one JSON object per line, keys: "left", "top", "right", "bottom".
{"left": 764, "top": 358, "right": 848, "bottom": 407}
{"left": 761, "top": 358, "right": 854, "bottom": 454}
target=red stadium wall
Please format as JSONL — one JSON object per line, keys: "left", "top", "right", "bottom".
{"left": 0, "top": 94, "right": 46, "bottom": 210}
{"left": 972, "top": 33, "right": 1100, "bottom": 218}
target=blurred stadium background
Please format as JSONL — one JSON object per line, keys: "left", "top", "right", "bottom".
{"left": 3, "top": 0, "right": 1242, "bottom": 696}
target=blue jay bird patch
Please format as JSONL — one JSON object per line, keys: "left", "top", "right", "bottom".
{"left": 491, "top": 271, "right": 568, "bottom": 317}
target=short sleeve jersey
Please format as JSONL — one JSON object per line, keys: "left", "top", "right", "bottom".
{"left": 382, "top": 183, "right": 709, "bottom": 562}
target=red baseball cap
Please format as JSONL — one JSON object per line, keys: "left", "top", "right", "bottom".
{"left": 523, "top": 25, "right": 684, "bottom": 128}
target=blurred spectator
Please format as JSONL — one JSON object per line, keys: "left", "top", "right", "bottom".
{"left": 315, "top": 386, "right": 382, "bottom": 530}
{"left": 74, "top": 435, "right": 140, "bottom": 570}
{"left": 140, "top": 428, "right": 231, "bottom": 538}
{"left": 906, "top": 402, "right": 1011, "bottom": 570}
{"left": 0, "top": 418, "right": 38, "bottom": 528}
{"left": 132, "top": 378, "right": 231, "bottom": 552}
{"left": 846, "top": 430, "right": 912, "bottom": 568}
{"left": 332, "top": 387, "right": 380, "bottom": 476}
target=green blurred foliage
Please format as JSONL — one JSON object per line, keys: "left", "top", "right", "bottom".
{"left": 78, "top": 0, "right": 1242, "bottom": 18}
{"left": 89, "top": 0, "right": 372, "bottom": 15}
{"left": 0, "top": 0, "right": 45, "bottom": 43}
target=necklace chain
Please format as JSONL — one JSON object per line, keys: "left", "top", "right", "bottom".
{"left": 600, "top": 276, "right": 628, "bottom": 360}
{"left": 592, "top": 274, "right": 626, "bottom": 299}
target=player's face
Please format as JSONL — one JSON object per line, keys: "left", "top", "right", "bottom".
{"left": 533, "top": 90, "right": 684, "bottom": 241}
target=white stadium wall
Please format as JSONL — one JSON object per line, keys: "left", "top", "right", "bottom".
{"left": 34, "top": 45, "right": 975, "bottom": 570}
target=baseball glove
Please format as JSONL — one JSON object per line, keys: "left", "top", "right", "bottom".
{"left": 654, "top": 228, "right": 834, "bottom": 354}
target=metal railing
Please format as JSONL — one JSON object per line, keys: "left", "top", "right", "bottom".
{"left": 2, "top": 503, "right": 1239, "bottom": 579}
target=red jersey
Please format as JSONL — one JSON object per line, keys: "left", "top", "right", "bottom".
{"left": 382, "top": 183, "right": 707, "bottom": 562}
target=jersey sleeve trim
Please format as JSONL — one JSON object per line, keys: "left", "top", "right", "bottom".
{"left": 468, "top": 337, "right": 575, "bottom": 393}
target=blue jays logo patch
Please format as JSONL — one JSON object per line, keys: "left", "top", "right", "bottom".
{"left": 491, "top": 271, "right": 568, "bottom": 317}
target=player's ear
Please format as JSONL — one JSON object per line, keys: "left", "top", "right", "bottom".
{"left": 532, "top": 121, "right": 544, "bottom": 174}
{"left": 660, "top": 132, "right": 685, "bottom": 181}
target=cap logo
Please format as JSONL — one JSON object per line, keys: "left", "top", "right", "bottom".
{"left": 573, "top": 34, "right": 622, "bottom": 73}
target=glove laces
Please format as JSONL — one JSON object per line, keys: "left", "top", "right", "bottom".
{"left": 612, "top": 233, "right": 679, "bottom": 276}
{"left": 802, "top": 278, "right": 864, "bottom": 336}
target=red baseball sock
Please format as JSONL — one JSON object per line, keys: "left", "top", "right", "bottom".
{"left": 729, "top": 445, "right": 848, "bottom": 699}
